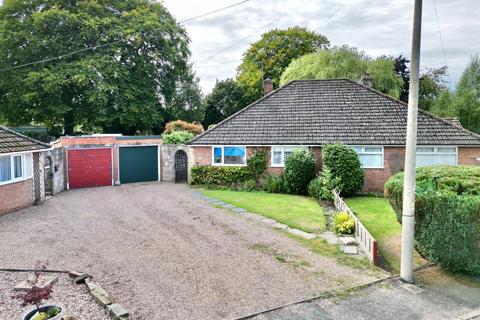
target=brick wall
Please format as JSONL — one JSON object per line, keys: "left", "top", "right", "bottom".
{"left": 0, "top": 179, "right": 34, "bottom": 215}
{"left": 458, "top": 147, "right": 480, "bottom": 165}
{"left": 363, "top": 147, "right": 405, "bottom": 193}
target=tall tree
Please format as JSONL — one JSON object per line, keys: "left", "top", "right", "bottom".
{"left": 237, "top": 27, "right": 329, "bottom": 103}
{"left": 432, "top": 55, "right": 480, "bottom": 133}
{"left": 392, "top": 55, "right": 448, "bottom": 110}
{"left": 280, "top": 46, "right": 404, "bottom": 99}
{"left": 0, "top": 0, "right": 200, "bottom": 135}
{"left": 203, "top": 78, "right": 248, "bottom": 128}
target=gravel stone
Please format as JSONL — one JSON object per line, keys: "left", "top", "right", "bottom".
{"left": 0, "top": 183, "right": 381, "bottom": 320}
{"left": 0, "top": 272, "right": 109, "bottom": 320}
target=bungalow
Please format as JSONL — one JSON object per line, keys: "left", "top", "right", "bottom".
{"left": 0, "top": 126, "right": 52, "bottom": 214}
{"left": 187, "top": 79, "right": 480, "bottom": 192}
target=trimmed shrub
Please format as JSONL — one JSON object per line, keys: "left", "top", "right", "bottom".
{"left": 265, "top": 174, "right": 286, "bottom": 193}
{"left": 384, "top": 166, "right": 480, "bottom": 275}
{"left": 191, "top": 166, "right": 251, "bottom": 185}
{"left": 322, "top": 143, "right": 364, "bottom": 196}
{"left": 242, "top": 178, "right": 259, "bottom": 191}
{"left": 162, "top": 130, "right": 194, "bottom": 144}
{"left": 334, "top": 211, "right": 355, "bottom": 234}
{"left": 283, "top": 148, "right": 317, "bottom": 195}
{"left": 308, "top": 167, "right": 342, "bottom": 202}
{"left": 164, "top": 120, "right": 204, "bottom": 135}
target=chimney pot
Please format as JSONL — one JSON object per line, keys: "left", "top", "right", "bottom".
{"left": 263, "top": 78, "right": 273, "bottom": 95}
{"left": 361, "top": 74, "right": 374, "bottom": 88}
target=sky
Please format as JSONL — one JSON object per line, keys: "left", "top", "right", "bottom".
{"left": 162, "top": 0, "right": 480, "bottom": 94}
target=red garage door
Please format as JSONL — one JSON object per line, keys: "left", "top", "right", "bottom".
{"left": 67, "top": 148, "right": 112, "bottom": 189}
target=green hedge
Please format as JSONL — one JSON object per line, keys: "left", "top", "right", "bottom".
{"left": 283, "top": 148, "right": 316, "bottom": 195}
{"left": 384, "top": 166, "right": 480, "bottom": 275}
{"left": 322, "top": 143, "right": 364, "bottom": 196}
{"left": 191, "top": 166, "right": 252, "bottom": 185}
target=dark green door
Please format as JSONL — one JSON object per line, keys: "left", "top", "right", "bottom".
{"left": 119, "top": 146, "right": 158, "bottom": 183}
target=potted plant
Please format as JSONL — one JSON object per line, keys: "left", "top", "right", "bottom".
{"left": 17, "top": 261, "right": 64, "bottom": 320}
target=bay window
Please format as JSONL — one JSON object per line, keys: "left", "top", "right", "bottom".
{"left": 0, "top": 153, "right": 31, "bottom": 185}
{"left": 352, "top": 146, "right": 384, "bottom": 168}
{"left": 212, "top": 146, "right": 246, "bottom": 165}
{"left": 271, "top": 146, "right": 304, "bottom": 167}
{"left": 416, "top": 146, "right": 457, "bottom": 167}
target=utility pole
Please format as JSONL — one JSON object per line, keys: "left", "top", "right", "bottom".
{"left": 401, "top": 0, "right": 423, "bottom": 283}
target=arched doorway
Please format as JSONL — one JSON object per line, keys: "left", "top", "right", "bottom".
{"left": 174, "top": 150, "right": 188, "bottom": 183}
{"left": 44, "top": 156, "right": 54, "bottom": 197}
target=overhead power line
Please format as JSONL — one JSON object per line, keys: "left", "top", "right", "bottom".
{"left": 0, "top": 0, "right": 253, "bottom": 72}
{"left": 179, "top": 0, "right": 252, "bottom": 24}
{"left": 432, "top": 0, "right": 448, "bottom": 67}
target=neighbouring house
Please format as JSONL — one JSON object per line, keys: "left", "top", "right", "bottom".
{"left": 0, "top": 126, "right": 52, "bottom": 214}
{"left": 187, "top": 79, "right": 480, "bottom": 192}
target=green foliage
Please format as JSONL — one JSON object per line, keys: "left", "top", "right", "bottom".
{"left": 242, "top": 178, "right": 259, "bottom": 192}
{"left": 0, "top": 0, "right": 201, "bottom": 135}
{"left": 46, "top": 307, "right": 61, "bottom": 318}
{"left": 431, "top": 55, "right": 480, "bottom": 133}
{"left": 322, "top": 143, "right": 364, "bottom": 196}
{"left": 32, "top": 312, "right": 48, "bottom": 320}
{"left": 202, "top": 78, "right": 249, "bottom": 128}
{"left": 164, "top": 120, "right": 203, "bottom": 135}
{"left": 384, "top": 166, "right": 480, "bottom": 275}
{"left": 237, "top": 27, "right": 329, "bottom": 102}
{"left": 308, "top": 168, "right": 342, "bottom": 202}
{"left": 191, "top": 166, "right": 251, "bottom": 186}
{"left": 162, "top": 131, "right": 194, "bottom": 144}
{"left": 283, "top": 148, "right": 317, "bottom": 195}
{"left": 191, "top": 151, "right": 267, "bottom": 189}
{"left": 334, "top": 212, "right": 355, "bottom": 234}
{"left": 246, "top": 151, "right": 267, "bottom": 179}
{"left": 280, "top": 46, "right": 404, "bottom": 99}
{"left": 265, "top": 174, "right": 286, "bottom": 194}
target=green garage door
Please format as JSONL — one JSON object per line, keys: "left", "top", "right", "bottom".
{"left": 119, "top": 146, "right": 158, "bottom": 183}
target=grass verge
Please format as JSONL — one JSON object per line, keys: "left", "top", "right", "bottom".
{"left": 345, "top": 196, "right": 426, "bottom": 272}
{"left": 202, "top": 189, "right": 326, "bottom": 233}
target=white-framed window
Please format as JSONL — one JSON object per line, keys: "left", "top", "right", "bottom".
{"left": 0, "top": 153, "right": 32, "bottom": 185}
{"left": 416, "top": 146, "right": 457, "bottom": 167}
{"left": 212, "top": 146, "right": 246, "bottom": 166}
{"left": 352, "top": 146, "right": 384, "bottom": 169}
{"left": 271, "top": 146, "right": 305, "bottom": 167}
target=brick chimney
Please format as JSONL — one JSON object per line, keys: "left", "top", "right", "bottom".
{"left": 361, "top": 74, "right": 374, "bottom": 88}
{"left": 263, "top": 78, "right": 273, "bottom": 95}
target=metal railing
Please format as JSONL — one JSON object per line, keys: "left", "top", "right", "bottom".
{"left": 332, "top": 189, "right": 378, "bottom": 264}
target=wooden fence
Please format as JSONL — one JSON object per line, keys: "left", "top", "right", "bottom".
{"left": 332, "top": 190, "right": 378, "bottom": 265}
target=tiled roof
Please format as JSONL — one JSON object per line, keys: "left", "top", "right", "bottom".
{"left": 189, "top": 79, "right": 480, "bottom": 146}
{"left": 0, "top": 126, "right": 50, "bottom": 154}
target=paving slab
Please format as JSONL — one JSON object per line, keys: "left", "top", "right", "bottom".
{"left": 320, "top": 231, "right": 340, "bottom": 245}
{"left": 287, "top": 228, "right": 316, "bottom": 239}
{"left": 273, "top": 223, "right": 289, "bottom": 230}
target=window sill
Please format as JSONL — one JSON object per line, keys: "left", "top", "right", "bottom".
{"left": 212, "top": 163, "right": 247, "bottom": 167}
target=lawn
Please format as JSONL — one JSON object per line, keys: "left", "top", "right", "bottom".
{"left": 202, "top": 190, "right": 326, "bottom": 233}
{"left": 345, "top": 196, "right": 425, "bottom": 272}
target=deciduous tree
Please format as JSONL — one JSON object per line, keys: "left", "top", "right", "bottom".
{"left": 0, "top": 0, "right": 201, "bottom": 135}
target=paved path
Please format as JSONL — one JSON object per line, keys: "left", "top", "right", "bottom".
{"left": 0, "top": 183, "right": 379, "bottom": 320}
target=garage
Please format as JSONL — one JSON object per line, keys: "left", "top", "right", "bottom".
{"left": 67, "top": 148, "right": 113, "bottom": 189}
{"left": 119, "top": 146, "right": 159, "bottom": 184}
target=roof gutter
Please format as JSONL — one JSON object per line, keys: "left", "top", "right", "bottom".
{"left": 0, "top": 147, "right": 53, "bottom": 156}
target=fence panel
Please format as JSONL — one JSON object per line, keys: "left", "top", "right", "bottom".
{"left": 332, "top": 190, "right": 378, "bottom": 264}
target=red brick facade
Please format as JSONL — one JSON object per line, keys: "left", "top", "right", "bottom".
{"left": 0, "top": 179, "right": 34, "bottom": 215}
{"left": 191, "top": 146, "right": 480, "bottom": 193}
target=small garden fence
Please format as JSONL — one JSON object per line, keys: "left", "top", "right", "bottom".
{"left": 332, "top": 190, "right": 378, "bottom": 265}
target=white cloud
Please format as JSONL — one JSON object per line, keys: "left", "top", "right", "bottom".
{"left": 163, "top": 0, "right": 480, "bottom": 93}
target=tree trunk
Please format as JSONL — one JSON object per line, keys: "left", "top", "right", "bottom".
{"left": 64, "top": 112, "right": 74, "bottom": 135}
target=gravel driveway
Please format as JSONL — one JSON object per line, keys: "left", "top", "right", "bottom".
{"left": 0, "top": 183, "right": 379, "bottom": 319}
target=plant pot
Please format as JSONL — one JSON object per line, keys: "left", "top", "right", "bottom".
{"left": 21, "top": 305, "right": 63, "bottom": 320}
